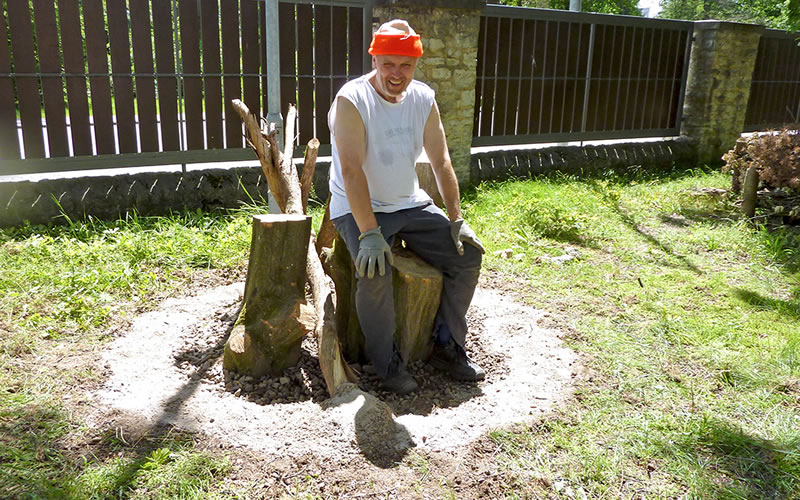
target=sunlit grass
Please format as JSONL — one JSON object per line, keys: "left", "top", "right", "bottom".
{"left": 466, "top": 168, "right": 800, "bottom": 497}
{"left": 2, "top": 167, "right": 800, "bottom": 496}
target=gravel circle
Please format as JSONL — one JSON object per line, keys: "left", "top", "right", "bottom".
{"left": 91, "top": 279, "right": 578, "bottom": 458}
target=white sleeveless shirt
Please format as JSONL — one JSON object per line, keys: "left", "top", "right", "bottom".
{"left": 328, "top": 74, "right": 434, "bottom": 219}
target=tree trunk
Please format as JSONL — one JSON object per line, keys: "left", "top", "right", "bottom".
{"left": 329, "top": 233, "right": 443, "bottom": 365}
{"left": 223, "top": 214, "right": 315, "bottom": 377}
{"left": 228, "top": 99, "right": 356, "bottom": 395}
{"left": 742, "top": 165, "right": 759, "bottom": 218}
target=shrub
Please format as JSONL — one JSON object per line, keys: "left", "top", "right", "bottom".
{"left": 722, "top": 124, "right": 800, "bottom": 193}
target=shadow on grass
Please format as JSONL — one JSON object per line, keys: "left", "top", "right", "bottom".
{"left": 0, "top": 397, "right": 73, "bottom": 498}
{"left": 587, "top": 183, "right": 703, "bottom": 275}
{"left": 733, "top": 288, "right": 800, "bottom": 320}
{"left": 65, "top": 307, "right": 241, "bottom": 498}
{"left": 674, "top": 417, "right": 800, "bottom": 497}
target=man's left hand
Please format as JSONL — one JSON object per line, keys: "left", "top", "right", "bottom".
{"left": 450, "top": 218, "right": 485, "bottom": 255}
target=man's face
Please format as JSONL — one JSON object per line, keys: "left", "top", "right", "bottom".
{"left": 371, "top": 54, "right": 418, "bottom": 103}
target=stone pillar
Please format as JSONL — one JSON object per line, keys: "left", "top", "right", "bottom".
{"left": 681, "top": 21, "right": 764, "bottom": 165}
{"left": 373, "top": 0, "right": 485, "bottom": 187}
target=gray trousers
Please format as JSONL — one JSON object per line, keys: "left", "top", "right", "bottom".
{"left": 333, "top": 203, "right": 482, "bottom": 378}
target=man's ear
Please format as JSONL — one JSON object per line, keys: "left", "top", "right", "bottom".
{"left": 371, "top": 55, "right": 377, "bottom": 69}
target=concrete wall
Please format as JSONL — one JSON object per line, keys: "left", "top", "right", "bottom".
{"left": 373, "top": 0, "right": 484, "bottom": 187}
{"left": 681, "top": 21, "right": 764, "bottom": 165}
{"left": 0, "top": 164, "right": 332, "bottom": 228}
{"left": 471, "top": 138, "right": 698, "bottom": 183}
{"left": 0, "top": 140, "right": 699, "bottom": 227}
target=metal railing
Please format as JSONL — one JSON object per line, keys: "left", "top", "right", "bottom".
{"left": 744, "top": 29, "right": 800, "bottom": 132}
{"left": 473, "top": 5, "right": 694, "bottom": 146}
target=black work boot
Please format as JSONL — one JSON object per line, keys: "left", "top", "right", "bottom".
{"left": 380, "top": 351, "right": 419, "bottom": 395}
{"left": 429, "top": 339, "right": 485, "bottom": 381}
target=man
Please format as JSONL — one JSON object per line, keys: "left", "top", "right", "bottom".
{"left": 329, "top": 19, "right": 485, "bottom": 394}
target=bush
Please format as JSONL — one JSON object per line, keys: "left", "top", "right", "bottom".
{"left": 722, "top": 125, "right": 800, "bottom": 193}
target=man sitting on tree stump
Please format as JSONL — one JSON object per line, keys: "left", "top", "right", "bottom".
{"left": 329, "top": 19, "right": 486, "bottom": 394}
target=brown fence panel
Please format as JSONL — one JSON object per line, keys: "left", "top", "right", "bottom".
{"left": 331, "top": 6, "right": 349, "bottom": 97}
{"left": 0, "top": 3, "right": 19, "bottom": 160}
{"left": 516, "top": 19, "right": 534, "bottom": 136}
{"left": 493, "top": 17, "right": 512, "bottom": 137}
{"left": 241, "top": 0, "right": 262, "bottom": 116}
{"left": 152, "top": 0, "right": 181, "bottom": 152}
{"left": 84, "top": 0, "right": 115, "bottom": 155}
{"left": 202, "top": 0, "right": 224, "bottom": 149}
{"left": 58, "top": 0, "right": 92, "bottom": 157}
{"left": 314, "top": 5, "right": 333, "bottom": 145}
{"left": 180, "top": 0, "right": 205, "bottom": 150}
{"left": 296, "top": 4, "right": 315, "bottom": 144}
{"left": 475, "top": 6, "right": 693, "bottom": 146}
{"left": 130, "top": 0, "right": 159, "bottom": 153}
{"left": 222, "top": 0, "right": 243, "bottom": 149}
{"left": 348, "top": 7, "right": 364, "bottom": 77}
{"left": 476, "top": 16, "right": 498, "bottom": 137}
{"left": 7, "top": 0, "right": 44, "bottom": 159}
{"left": 744, "top": 30, "right": 800, "bottom": 131}
{"left": 32, "top": 0, "right": 68, "bottom": 158}
{"left": 107, "top": 0, "right": 137, "bottom": 153}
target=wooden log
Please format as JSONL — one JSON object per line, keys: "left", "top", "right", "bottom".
{"left": 329, "top": 233, "right": 443, "bottom": 364}
{"left": 223, "top": 214, "right": 315, "bottom": 377}
{"left": 415, "top": 161, "right": 444, "bottom": 208}
{"left": 300, "top": 138, "right": 320, "bottom": 214}
{"left": 316, "top": 195, "right": 335, "bottom": 255}
{"left": 742, "top": 165, "right": 759, "bottom": 218}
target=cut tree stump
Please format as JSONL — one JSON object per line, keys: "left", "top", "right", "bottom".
{"left": 223, "top": 214, "right": 315, "bottom": 377}
{"left": 327, "top": 232, "right": 443, "bottom": 364}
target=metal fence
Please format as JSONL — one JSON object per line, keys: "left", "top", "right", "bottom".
{"left": 744, "top": 29, "right": 800, "bottom": 132}
{"left": 0, "top": 0, "right": 370, "bottom": 176}
{"left": 473, "top": 6, "right": 693, "bottom": 146}
{"left": 278, "top": 0, "right": 372, "bottom": 149}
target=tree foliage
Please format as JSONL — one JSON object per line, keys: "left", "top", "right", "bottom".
{"left": 497, "top": 0, "right": 643, "bottom": 16}
{"left": 658, "top": 0, "right": 800, "bottom": 31}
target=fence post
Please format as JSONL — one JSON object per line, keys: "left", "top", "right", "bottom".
{"left": 265, "top": 0, "right": 283, "bottom": 147}
{"left": 681, "top": 20, "right": 764, "bottom": 166}
{"left": 372, "top": 0, "right": 486, "bottom": 188}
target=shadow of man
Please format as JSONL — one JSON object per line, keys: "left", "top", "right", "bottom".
{"left": 322, "top": 383, "right": 414, "bottom": 468}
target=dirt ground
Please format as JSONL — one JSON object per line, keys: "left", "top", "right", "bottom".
{"left": 84, "top": 272, "right": 579, "bottom": 497}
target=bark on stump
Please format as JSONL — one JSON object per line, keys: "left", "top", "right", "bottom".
{"left": 223, "top": 214, "right": 315, "bottom": 377}
{"left": 327, "top": 233, "right": 443, "bottom": 364}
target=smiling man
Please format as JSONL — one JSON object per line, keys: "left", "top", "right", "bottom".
{"left": 328, "top": 19, "right": 486, "bottom": 394}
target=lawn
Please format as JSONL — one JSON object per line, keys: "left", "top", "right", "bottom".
{"left": 1, "top": 165, "right": 799, "bottom": 498}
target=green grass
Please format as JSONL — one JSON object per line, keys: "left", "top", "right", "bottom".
{"left": 0, "top": 205, "right": 265, "bottom": 499}
{"left": 2, "top": 167, "right": 800, "bottom": 497}
{"left": 464, "top": 167, "right": 800, "bottom": 497}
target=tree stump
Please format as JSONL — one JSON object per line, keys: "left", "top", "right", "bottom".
{"left": 223, "top": 214, "right": 316, "bottom": 377}
{"left": 327, "top": 233, "right": 443, "bottom": 365}
{"left": 741, "top": 165, "right": 759, "bottom": 218}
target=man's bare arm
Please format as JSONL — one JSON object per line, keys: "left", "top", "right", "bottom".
{"left": 334, "top": 96, "right": 378, "bottom": 233}
{"left": 423, "top": 100, "right": 462, "bottom": 221}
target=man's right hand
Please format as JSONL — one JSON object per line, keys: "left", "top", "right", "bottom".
{"left": 356, "top": 227, "right": 394, "bottom": 279}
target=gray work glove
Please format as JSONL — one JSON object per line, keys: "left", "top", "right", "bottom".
{"left": 450, "top": 218, "right": 486, "bottom": 255}
{"left": 356, "top": 226, "right": 394, "bottom": 279}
